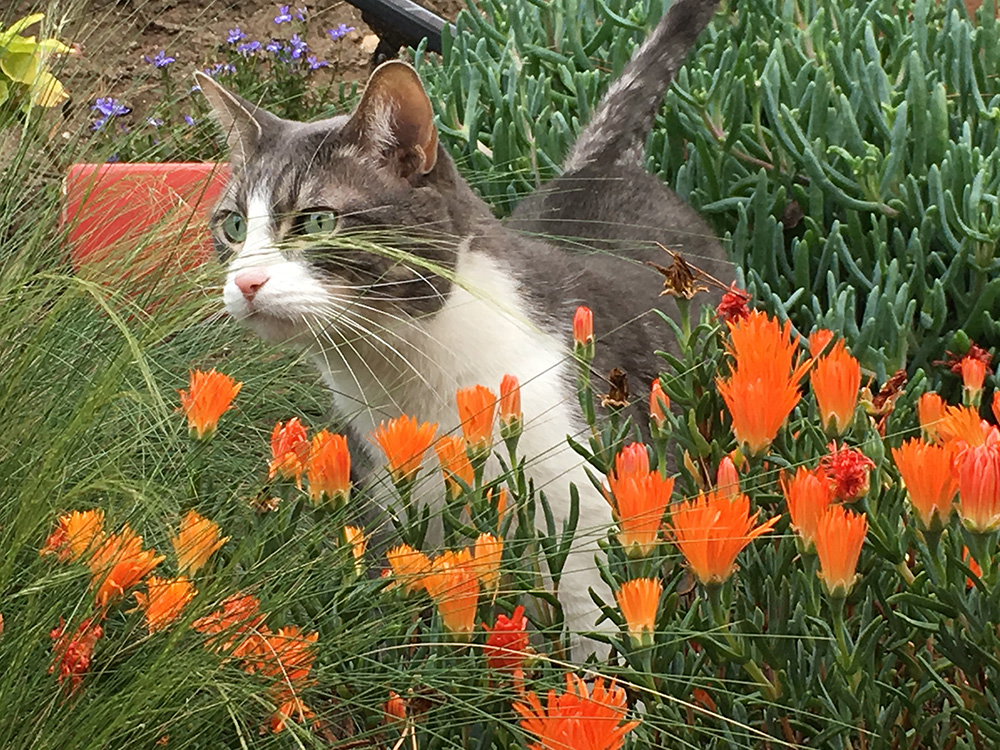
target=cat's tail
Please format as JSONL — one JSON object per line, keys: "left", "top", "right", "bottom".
{"left": 563, "top": 0, "right": 720, "bottom": 172}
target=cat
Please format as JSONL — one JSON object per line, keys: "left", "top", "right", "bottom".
{"left": 195, "top": 0, "right": 731, "bottom": 643}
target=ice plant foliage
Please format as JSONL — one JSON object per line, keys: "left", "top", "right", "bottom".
{"left": 171, "top": 511, "right": 228, "bottom": 574}
{"left": 810, "top": 339, "right": 862, "bottom": 434}
{"left": 306, "top": 430, "right": 351, "bottom": 506}
{"left": 372, "top": 415, "right": 438, "bottom": 486}
{"left": 891, "top": 439, "right": 958, "bottom": 530}
{"left": 514, "top": 674, "right": 639, "bottom": 750}
{"left": 717, "top": 311, "right": 807, "bottom": 455}
{"left": 605, "top": 443, "right": 674, "bottom": 556}
{"left": 820, "top": 442, "right": 876, "bottom": 502}
{"left": 178, "top": 368, "right": 242, "bottom": 440}
{"left": 40, "top": 509, "right": 105, "bottom": 562}
{"left": 615, "top": 578, "right": 663, "bottom": 648}
{"left": 814, "top": 505, "right": 867, "bottom": 597}
{"left": 133, "top": 576, "right": 196, "bottom": 633}
{"left": 668, "top": 489, "right": 779, "bottom": 585}
{"left": 269, "top": 418, "right": 310, "bottom": 486}
{"left": 781, "top": 466, "right": 833, "bottom": 551}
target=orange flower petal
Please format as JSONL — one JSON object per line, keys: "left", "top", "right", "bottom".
{"left": 178, "top": 368, "right": 242, "bottom": 440}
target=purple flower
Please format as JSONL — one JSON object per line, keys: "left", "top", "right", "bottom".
{"left": 237, "top": 40, "right": 261, "bottom": 56}
{"left": 91, "top": 97, "right": 131, "bottom": 131}
{"left": 143, "top": 50, "right": 176, "bottom": 68}
{"left": 295, "top": 7, "right": 307, "bottom": 21}
{"left": 204, "top": 62, "right": 237, "bottom": 77}
{"left": 147, "top": 117, "right": 164, "bottom": 128}
{"left": 288, "top": 33, "right": 308, "bottom": 59}
{"left": 226, "top": 27, "right": 246, "bottom": 44}
{"left": 265, "top": 39, "right": 284, "bottom": 53}
{"left": 274, "top": 5, "right": 293, "bottom": 23}
{"left": 306, "top": 55, "right": 327, "bottom": 70}
{"left": 106, "top": 153, "right": 120, "bottom": 163}
{"left": 327, "top": 24, "right": 354, "bottom": 41}
{"left": 183, "top": 114, "right": 196, "bottom": 126}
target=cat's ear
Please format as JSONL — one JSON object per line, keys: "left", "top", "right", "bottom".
{"left": 194, "top": 71, "right": 282, "bottom": 164}
{"left": 344, "top": 61, "right": 439, "bottom": 180}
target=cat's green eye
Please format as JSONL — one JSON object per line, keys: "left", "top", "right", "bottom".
{"left": 222, "top": 212, "right": 247, "bottom": 244}
{"left": 299, "top": 211, "right": 339, "bottom": 236}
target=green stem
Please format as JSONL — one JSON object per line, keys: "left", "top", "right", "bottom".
{"left": 705, "top": 584, "right": 780, "bottom": 701}
{"left": 830, "top": 595, "right": 854, "bottom": 674}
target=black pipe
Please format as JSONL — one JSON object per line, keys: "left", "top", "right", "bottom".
{"left": 346, "top": 0, "right": 457, "bottom": 66}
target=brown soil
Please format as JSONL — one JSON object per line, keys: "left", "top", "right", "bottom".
{"left": 14, "top": 0, "right": 462, "bottom": 132}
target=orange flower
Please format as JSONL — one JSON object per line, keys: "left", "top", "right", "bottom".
{"left": 269, "top": 418, "right": 310, "bottom": 487}
{"left": 961, "top": 356, "right": 987, "bottom": 401}
{"left": 781, "top": 466, "right": 832, "bottom": 551}
{"left": 483, "top": 605, "right": 530, "bottom": 672}
{"left": 386, "top": 544, "right": 431, "bottom": 594}
{"left": 41, "top": 509, "right": 105, "bottom": 562}
{"left": 808, "top": 329, "right": 835, "bottom": 358}
{"left": 668, "top": 489, "right": 779, "bottom": 586}
{"left": 819, "top": 442, "right": 875, "bottom": 502}
{"left": 192, "top": 592, "right": 265, "bottom": 652}
{"left": 605, "top": 443, "right": 674, "bottom": 556}
{"left": 306, "top": 430, "right": 351, "bottom": 506}
{"left": 246, "top": 626, "right": 319, "bottom": 685}
{"left": 813, "top": 505, "right": 867, "bottom": 597}
{"left": 917, "top": 392, "right": 947, "bottom": 444}
{"left": 573, "top": 306, "right": 594, "bottom": 346}
{"left": 473, "top": 532, "right": 504, "bottom": 592}
{"left": 171, "top": 510, "right": 228, "bottom": 574}
{"left": 178, "top": 368, "right": 242, "bottom": 440}
{"left": 954, "top": 443, "right": 1000, "bottom": 533}
{"left": 133, "top": 576, "right": 197, "bottom": 633}
{"left": 499, "top": 374, "right": 522, "bottom": 439}
{"left": 344, "top": 525, "right": 366, "bottom": 575}
{"left": 372, "top": 415, "right": 438, "bottom": 485}
{"left": 514, "top": 673, "right": 639, "bottom": 750}
{"left": 811, "top": 340, "right": 861, "bottom": 435}
{"left": 615, "top": 578, "right": 662, "bottom": 648}
{"left": 89, "top": 526, "right": 165, "bottom": 608}
{"left": 270, "top": 695, "right": 314, "bottom": 734}
{"left": 649, "top": 379, "right": 669, "bottom": 428}
{"left": 891, "top": 439, "right": 957, "bottom": 530}
{"left": 456, "top": 384, "right": 497, "bottom": 455}
{"left": 424, "top": 549, "right": 480, "bottom": 635}
{"left": 49, "top": 617, "right": 103, "bottom": 692}
{"left": 716, "top": 456, "right": 740, "bottom": 500}
{"left": 717, "top": 311, "right": 807, "bottom": 455}
{"left": 938, "top": 405, "right": 996, "bottom": 447}
{"left": 434, "top": 435, "right": 475, "bottom": 499}
{"left": 384, "top": 690, "right": 407, "bottom": 723}
{"left": 992, "top": 392, "right": 1000, "bottom": 425}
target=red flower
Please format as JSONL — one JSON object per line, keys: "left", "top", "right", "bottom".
{"left": 715, "top": 283, "right": 751, "bottom": 323}
{"left": 819, "top": 442, "right": 875, "bottom": 502}
{"left": 483, "top": 605, "right": 530, "bottom": 672}
{"left": 573, "top": 306, "right": 594, "bottom": 347}
{"left": 269, "top": 418, "right": 310, "bottom": 487}
{"left": 49, "top": 617, "right": 103, "bottom": 692}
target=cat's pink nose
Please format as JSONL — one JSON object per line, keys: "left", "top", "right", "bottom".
{"left": 234, "top": 268, "right": 270, "bottom": 301}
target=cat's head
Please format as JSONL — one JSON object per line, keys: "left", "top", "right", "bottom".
{"left": 196, "top": 62, "right": 479, "bottom": 347}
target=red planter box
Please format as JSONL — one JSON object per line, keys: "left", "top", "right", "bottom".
{"left": 62, "top": 162, "right": 229, "bottom": 288}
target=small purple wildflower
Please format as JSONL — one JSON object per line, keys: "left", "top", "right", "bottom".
{"left": 306, "top": 55, "right": 327, "bottom": 70}
{"left": 226, "top": 27, "right": 247, "bottom": 44}
{"left": 106, "top": 153, "right": 120, "bottom": 163}
{"left": 327, "top": 24, "right": 354, "bottom": 41}
{"left": 274, "top": 5, "right": 293, "bottom": 23}
{"left": 91, "top": 97, "right": 131, "bottom": 131}
{"left": 288, "top": 33, "right": 308, "bottom": 59}
{"left": 237, "top": 40, "right": 261, "bottom": 56}
{"left": 265, "top": 39, "right": 284, "bottom": 53}
{"left": 204, "top": 62, "right": 237, "bottom": 77}
{"left": 143, "top": 50, "right": 176, "bottom": 68}
{"left": 295, "top": 7, "right": 307, "bottom": 21}
{"left": 183, "top": 114, "right": 196, "bottom": 126}
{"left": 147, "top": 117, "right": 164, "bottom": 128}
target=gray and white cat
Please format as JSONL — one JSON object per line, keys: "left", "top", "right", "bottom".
{"left": 195, "top": 0, "right": 731, "bottom": 639}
